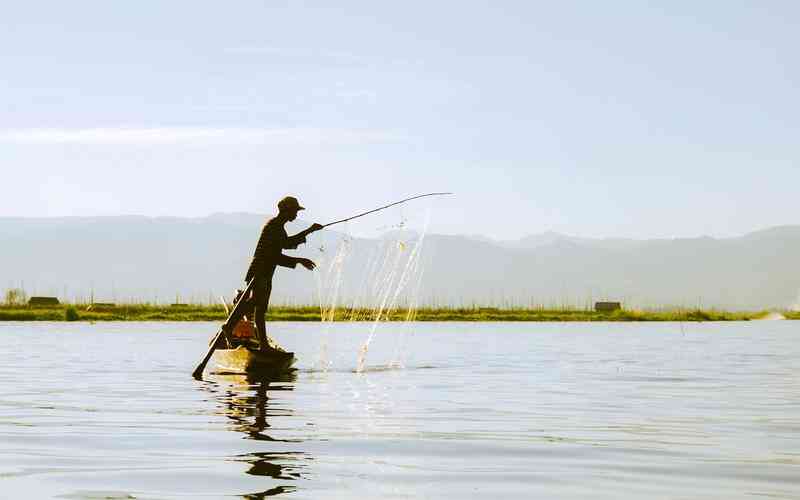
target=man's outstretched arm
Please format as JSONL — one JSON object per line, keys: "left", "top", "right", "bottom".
{"left": 284, "top": 223, "right": 324, "bottom": 249}
{"left": 275, "top": 254, "right": 316, "bottom": 270}
{"left": 275, "top": 253, "right": 298, "bottom": 268}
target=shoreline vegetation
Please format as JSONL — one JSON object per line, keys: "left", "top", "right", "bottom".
{"left": 0, "top": 304, "right": 795, "bottom": 322}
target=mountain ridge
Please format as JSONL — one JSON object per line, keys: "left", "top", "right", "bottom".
{"left": 2, "top": 214, "right": 798, "bottom": 310}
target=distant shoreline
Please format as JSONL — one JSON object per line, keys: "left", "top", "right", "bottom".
{"left": 0, "top": 304, "right": 793, "bottom": 322}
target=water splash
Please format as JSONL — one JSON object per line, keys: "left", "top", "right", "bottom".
{"left": 313, "top": 229, "right": 351, "bottom": 371}
{"left": 310, "top": 206, "right": 432, "bottom": 373}
{"left": 356, "top": 210, "right": 430, "bottom": 373}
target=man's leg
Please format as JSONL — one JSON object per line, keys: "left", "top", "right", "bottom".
{"left": 254, "top": 279, "right": 273, "bottom": 352}
{"left": 253, "top": 277, "right": 267, "bottom": 350}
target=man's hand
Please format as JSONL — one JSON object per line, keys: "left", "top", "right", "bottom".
{"left": 297, "top": 258, "right": 316, "bottom": 271}
{"left": 308, "top": 223, "right": 324, "bottom": 233}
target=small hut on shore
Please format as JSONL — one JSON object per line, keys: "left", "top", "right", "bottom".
{"left": 28, "top": 296, "right": 60, "bottom": 307}
{"left": 595, "top": 301, "right": 622, "bottom": 312}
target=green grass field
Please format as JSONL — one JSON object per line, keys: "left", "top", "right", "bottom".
{"left": 0, "top": 303, "right": 791, "bottom": 322}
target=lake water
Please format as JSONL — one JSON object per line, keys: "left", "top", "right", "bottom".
{"left": 0, "top": 321, "right": 798, "bottom": 499}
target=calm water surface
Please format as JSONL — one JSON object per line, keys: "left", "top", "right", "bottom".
{"left": 0, "top": 321, "right": 798, "bottom": 499}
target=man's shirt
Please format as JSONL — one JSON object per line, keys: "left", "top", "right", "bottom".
{"left": 245, "top": 217, "right": 306, "bottom": 281}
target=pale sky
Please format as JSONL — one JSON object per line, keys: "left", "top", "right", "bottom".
{"left": 1, "top": 1, "right": 798, "bottom": 240}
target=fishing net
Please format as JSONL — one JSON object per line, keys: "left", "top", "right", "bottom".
{"left": 312, "top": 204, "right": 432, "bottom": 372}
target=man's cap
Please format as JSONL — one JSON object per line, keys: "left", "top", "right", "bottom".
{"left": 278, "top": 196, "right": 305, "bottom": 212}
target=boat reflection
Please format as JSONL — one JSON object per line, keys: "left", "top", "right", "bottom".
{"left": 203, "top": 372, "right": 310, "bottom": 498}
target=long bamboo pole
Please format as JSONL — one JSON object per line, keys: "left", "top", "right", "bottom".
{"left": 322, "top": 192, "right": 452, "bottom": 228}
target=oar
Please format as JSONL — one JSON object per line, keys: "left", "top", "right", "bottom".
{"left": 192, "top": 278, "right": 255, "bottom": 379}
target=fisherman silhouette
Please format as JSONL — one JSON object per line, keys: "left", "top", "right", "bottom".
{"left": 245, "top": 196, "right": 323, "bottom": 353}
{"left": 191, "top": 192, "right": 451, "bottom": 379}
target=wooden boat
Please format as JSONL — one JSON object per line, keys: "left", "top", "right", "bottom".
{"left": 193, "top": 282, "right": 296, "bottom": 379}
{"left": 210, "top": 317, "right": 295, "bottom": 375}
{"left": 211, "top": 345, "right": 295, "bottom": 375}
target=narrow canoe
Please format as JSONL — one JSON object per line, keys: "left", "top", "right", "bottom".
{"left": 211, "top": 346, "right": 295, "bottom": 376}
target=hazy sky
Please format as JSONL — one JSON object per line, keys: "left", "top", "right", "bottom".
{"left": 1, "top": 1, "right": 798, "bottom": 239}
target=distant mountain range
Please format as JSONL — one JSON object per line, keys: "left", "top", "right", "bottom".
{"left": 2, "top": 214, "right": 799, "bottom": 310}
